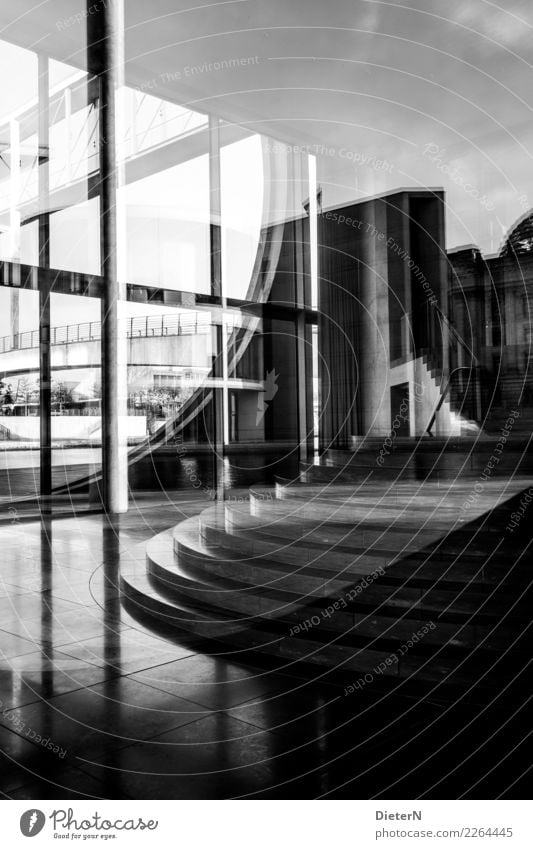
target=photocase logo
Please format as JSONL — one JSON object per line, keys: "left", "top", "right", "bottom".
{"left": 20, "top": 810, "right": 46, "bottom": 837}
{"left": 256, "top": 369, "right": 279, "bottom": 424}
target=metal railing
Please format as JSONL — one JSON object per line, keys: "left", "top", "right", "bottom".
{"left": 433, "top": 302, "right": 480, "bottom": 367}
{"left": 0, "top": 311, "right": 213, "bottom": 355}
{"left": 426, "top": 366, "right": 482, "bottom": 436}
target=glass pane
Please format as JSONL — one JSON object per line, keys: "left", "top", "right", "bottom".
{"left": 50, "top": 292, "right": 102, "bottom": 507}
{"left": 0, "top": 287, "right": 40, "bottom": 507}
{"left": 126, "top": 302, "right": 217, "bottom": 497}
{"left": 49, "top": 198, "right": 100, "bottom": 275}
{"left": 0, "top": 41, "right": 37, "bottom": 265}
{"left": 120, "top": 89, "right": 210, "bottom": 294}
{"left": 221, "top": 134, "right": 264, "bottom": 301}
{"left": 47, "top": 66, "right": 99, "bottom": 276}
{"left": 122, "top": 154, "right": 210, "bottom": 293}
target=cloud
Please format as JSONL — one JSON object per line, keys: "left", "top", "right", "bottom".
{"left": 449, "top": 0, "right": 532, "bottom": 49}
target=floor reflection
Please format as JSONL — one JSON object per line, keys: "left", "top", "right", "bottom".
{"left": 0, "top": 500, "right": 531, "bottom": 799}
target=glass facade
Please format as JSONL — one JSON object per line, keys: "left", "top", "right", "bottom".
{"left": 0, "top": 20, "right": 315, "bottom": 515}
{"left": 1, "top": 1, "right": 532, "bottom": 516}
{"left": 1, "top": 0, "right": 533, "bottom": 804}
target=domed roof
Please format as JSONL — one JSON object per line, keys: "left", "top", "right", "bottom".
{"left": 500, "top": 210, "right": 533, "bottom": 256}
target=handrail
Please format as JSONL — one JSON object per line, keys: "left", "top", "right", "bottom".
{"left": 426, "top": 365, "right": 481, "bottom": 437}
{"left": 432, "top": 302, "right": 480, "bottom": 366}
{"left": 0, "top": 311, "right": 217, "bottom": 355}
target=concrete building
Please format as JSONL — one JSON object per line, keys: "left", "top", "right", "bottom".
{"left": 318, "top": 189, "right": 455, "bottom": 447}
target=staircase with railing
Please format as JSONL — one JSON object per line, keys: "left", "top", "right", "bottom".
{"left": 420, "top": 303, "right": 483, "bottom": 435}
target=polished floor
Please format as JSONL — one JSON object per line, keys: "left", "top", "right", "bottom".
{"left": 0, "top": 497, "right": 531, "bottom": 799}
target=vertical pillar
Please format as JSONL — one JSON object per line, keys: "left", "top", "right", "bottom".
{"left": 209, "top": 117, "right": 222, "bottom": 300}
{"left": 294, "top": 156, "right": 311, "bottom": 464}
{"left": 9, "top": 118, "right": 21, "bottom": 357}
{"left": 308, "top": 156, "right": 319, "bottom": 455}
{"left": 64, "top": 87, "right": 72, "bottom": 184}
{"left": 212, "top": 324, "right": 225, "bottom": 499}
{"left": 88, "top": 0, "right": 128, "bottom": 513}
{"left": 9, "top": 119, "right": 21, "bottom": 261}
{"left": 358, "top": 199, "right": 391, "bottom": 436}
{"left": 10, "top": 290, "right": 19, "bottom": 349}
{"left": 209, "top": 117, "right": 225, "bottom": 499}
{"left": 38, "top": 54, "right": 52, "bottom": 508}
{"left": 318, "top": 207, "right": 359, "bottom": 449}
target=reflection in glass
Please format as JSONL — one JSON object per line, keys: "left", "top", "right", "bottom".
{"left": 0, "top": 287, "right": 40, "bottom": 501}
{"left": 50, "top": 292, "right": 102, "bottom": 501}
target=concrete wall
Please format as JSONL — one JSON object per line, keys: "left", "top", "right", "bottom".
{"left": 357, "top": 196, "right": 391, "bottom": 435}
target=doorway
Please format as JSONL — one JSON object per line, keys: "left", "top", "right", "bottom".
{"left": 390, "top": 382, "right": 410, "bottom": 436}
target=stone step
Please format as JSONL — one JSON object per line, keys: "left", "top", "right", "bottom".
{"left": 249, "top": 488, "right": 513, "bottom": 531}
{"left": 276, "top": 476, "right": 530, "bottom": 495}
{"left": 248, "top": 490, "right": 519, "bottom": 526}
{"left": 199, "top": 517, "right": 529, "bottom": 589}
{"left": 174, "top": 518, "right": 531, "bottom": 617}
{"left": 210, "top": 504, "right": 529, "bottom": 575}
{"left": 329, "top": 438, "right": 528, "bottom": 453}
{"left": 119, "top": 532, "right": 529, "bottom": 694}
{"left": 273, "top": 486, "right": 516, "bottom": 510}
{"left": 225, "top": 502, "right": 447, "bottom": 551}
{"left": 302, "top": 464, "right": 531, "bottom": 484}
{"left": 231, "top": 495, "right": 522, "bottom": 541}
{"left": 147, "top": 530, "right": 527, "bottom": 652}
{"left": 121, "top": 551, "right": 431, "bottom": 680}
{"left": 283, "top": 477, "right": 524, "bottom": 491}
{"left": 120, "top": 468, "right": 533, "bottom": 697}
{"left": 262, "top": 482, "right": 530, "bottom": 526}
{"left": 120, "top": 553, "right": 252, "bottom": 640}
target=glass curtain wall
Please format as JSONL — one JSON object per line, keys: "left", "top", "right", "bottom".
{"left": 0, "top": 23, "right": 315, "bottom": 513}
{"left": 0, "top": 43, "right": 41, "bottom": 511}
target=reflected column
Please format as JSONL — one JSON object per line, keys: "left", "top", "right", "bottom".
{"left": 209, "top": 117, "right": 225, "bottom": 500}
{"left": 101, "top": 517, "right": 122, "bottom": 797}
{"left": 39, "top": 514, "right": 54, "bottom": 698}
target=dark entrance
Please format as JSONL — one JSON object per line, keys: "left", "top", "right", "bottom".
{"left": 390, "top": 382, "right": 410, "bottom": 436}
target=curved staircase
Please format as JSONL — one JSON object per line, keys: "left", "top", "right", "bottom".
{"left": 120, "top": 451, "right": 533, "bottom": 702}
